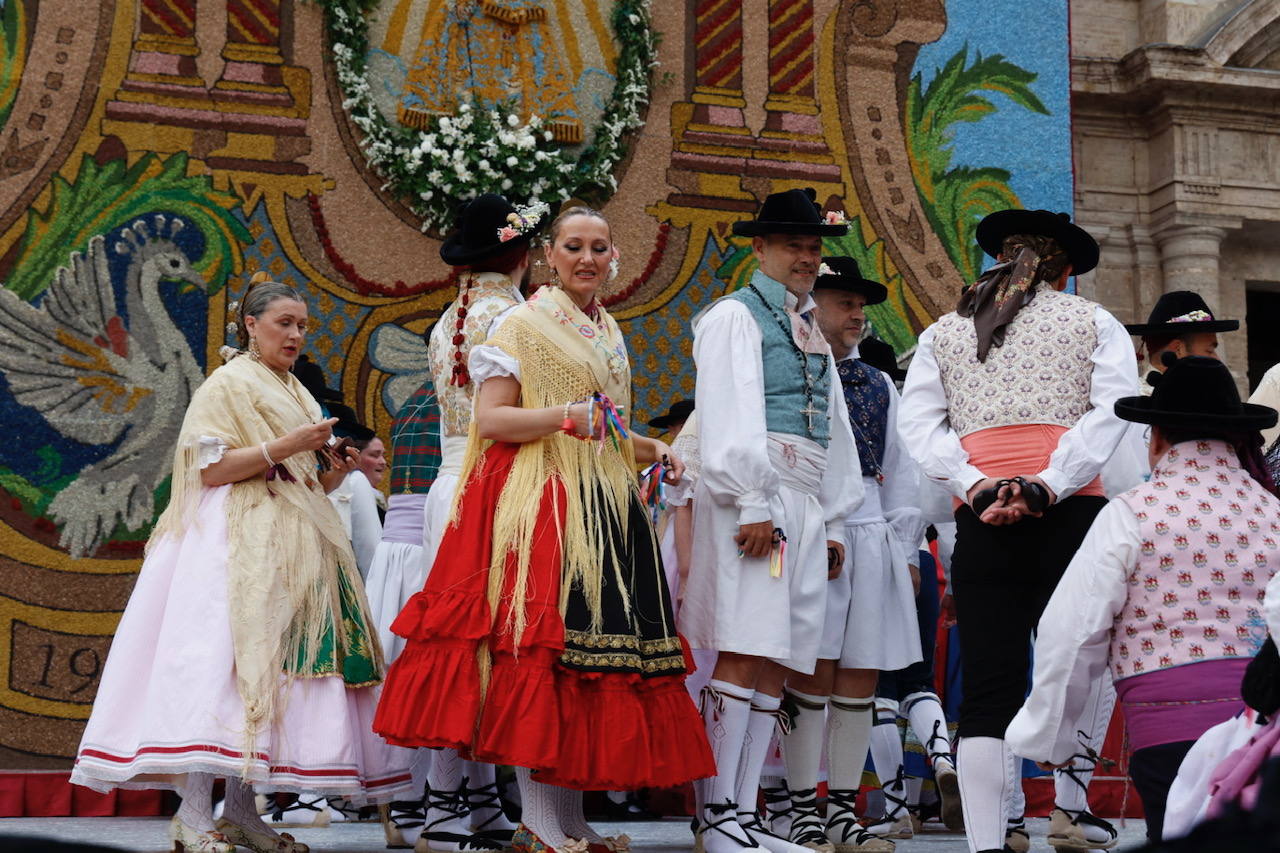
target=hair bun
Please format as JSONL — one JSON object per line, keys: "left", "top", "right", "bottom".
{"left": 249, "top": 271, "right": 271, "bottom": 286}
{"left": 1160, "top": 350, "right": 1179, "bottom": 369}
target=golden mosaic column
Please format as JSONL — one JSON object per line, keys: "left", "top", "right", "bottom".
{"left": 212, "top": 0, "right": 296, "bottom": 109}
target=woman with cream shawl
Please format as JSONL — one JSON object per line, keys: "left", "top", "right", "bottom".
{"left": 72, "top": 275, "right": 410, "bottom": 853}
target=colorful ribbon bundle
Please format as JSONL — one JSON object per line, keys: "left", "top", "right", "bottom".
{"left": 562, "top": 392, "right": 630, "bottom": 453}
{"left": 638, "top": 458, "right": 668, "bottom": 523}
{"left": 770, "top": 528, "right": 787, "bottom": 578}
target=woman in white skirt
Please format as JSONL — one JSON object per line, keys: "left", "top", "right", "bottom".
{"left": 71, "top": 274, "right": 411, "bottom": 853}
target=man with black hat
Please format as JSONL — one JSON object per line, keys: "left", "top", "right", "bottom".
{"left": 773, "top": 257, "right": 923, "bottom": 853}
{"left": 1007, "top": 355, "right": 1280, "bottom": 841}
{"left": 682, "top": 189, "right": 864, "bottom": 853}
{"left": 899, "top": 209, "right": 1138, "bottom": 853}
{"left": 376, "top": 193, "right": 545, "bottom": 852}
{"left": 1126, "top": 291, "right": 1240, "bottom": 396}
{"left": 649, "top": 398, "right": 695, "bottom": 440}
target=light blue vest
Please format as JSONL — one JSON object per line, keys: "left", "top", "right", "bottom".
{"left": 722, "top": 271, "right": 831, "bottom": 448}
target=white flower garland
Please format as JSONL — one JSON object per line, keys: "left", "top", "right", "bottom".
{"left": 320, "top": 0, "right": 657, "bottom": 232}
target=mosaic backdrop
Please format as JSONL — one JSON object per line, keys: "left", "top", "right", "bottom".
{"left": 0, "top": 0, "right": 1071, "bottom": 767}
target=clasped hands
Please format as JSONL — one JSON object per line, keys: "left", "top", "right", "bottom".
{"left": 965, "top": 475, "right": 1056, "bottom": 526}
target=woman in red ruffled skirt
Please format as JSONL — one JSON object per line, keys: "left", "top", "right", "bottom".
{"left": 374, "top": 206, "right": 715, "bottom": 853}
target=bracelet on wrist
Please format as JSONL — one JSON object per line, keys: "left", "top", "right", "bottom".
{"left": 261, "top": 441, "right": 276, "bottom": 467}
{"left": 561, "top": 402, "right": 575, "bottom": 434}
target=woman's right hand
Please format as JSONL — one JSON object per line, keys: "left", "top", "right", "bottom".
{"left": 566, "top": 402, "right": 595, "bottom": 438}
{"left": 285, "top": 417, "right": 340, "bottom": 454}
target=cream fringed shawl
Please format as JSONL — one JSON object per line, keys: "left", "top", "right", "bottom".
{"left": 457, "top": 284, "right": 640, "bottom": 658}
{"left": 149, "top": 354, "right": 381, "bottom": 757}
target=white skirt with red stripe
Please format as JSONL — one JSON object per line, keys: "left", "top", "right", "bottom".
{"left": 70, "top": 485, "right": 412, "bottom": 801}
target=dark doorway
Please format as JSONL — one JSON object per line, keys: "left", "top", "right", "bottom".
{"left": 1246, "top": 286, "right": 1280, "bottom": 392}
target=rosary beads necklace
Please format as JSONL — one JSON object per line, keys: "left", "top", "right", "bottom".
{"left": 747, "top": 283, "right": 828, "bottom": 435}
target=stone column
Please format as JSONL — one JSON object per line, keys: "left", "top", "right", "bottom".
{"left": 1154, "top": 221, "right": 1246, "bottom": 390}
{"left": 758, "top": 0, "right": 829, "bottom": 156}
{"left": 1154, "top": 223, "right": 1227, "bottom": 303}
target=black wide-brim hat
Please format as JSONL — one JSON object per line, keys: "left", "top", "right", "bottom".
{"left": 648, "top": 399, "right": 694, "bottom": 430}
{"left": 439, "top": 193, "right": 549, "bottom": 266}
{"left": 732, "top": 187, "right": 849, "bottom": 237}
{"left": 1124, "top": 290, "right": 1240, "bottom": 335}
{"left": 1115, "top": 355, "right": 1277, "bottom": 431}
{"left": 857, "top": 337, "right": 906, "bottom": 382}
{"left": 815, "top": 256, "right": 887, "bottom": 305}
{"left": 975, "top": 209, "right": 1099, "bottom": 276}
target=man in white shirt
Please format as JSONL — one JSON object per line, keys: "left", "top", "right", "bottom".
{"left": 776, "top": 257, "right": 923, "bottom": 853}
{"left": 681, "top": 188, "right": 863, "bottom": 853}
{"left": 899, "top": 209, "right": 1135, "bottom": 853}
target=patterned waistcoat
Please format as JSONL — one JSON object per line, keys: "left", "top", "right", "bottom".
{"left": 1110, "top": 440, "right": 1280, "bottom": 681}
{"left": 931, "top": 286, "right": 1098, "bottom": 437}
{"left": 427, "top": 273, "right": 522, "bottom": 437}
{"left": 720, "top": 271, "right": 832, "bottom": 448}
{"left": 838, "top": 357, "right": 889, "bottom": 478}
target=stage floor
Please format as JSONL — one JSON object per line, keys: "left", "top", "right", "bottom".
{"left": 0, "top": 815, "right": 1154, "bottom": 851}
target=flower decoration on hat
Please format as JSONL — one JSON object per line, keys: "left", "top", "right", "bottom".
{"left": 1170, "top": 310, "right": 1212, "bottom": 324}
{"left": 497, "top": 200, "right": 551, "bottom": 243}
{"left": 824, "top": 210, "right": 849, "bottom": 226}
{"left": 818, "top": 261, "right": 836, "bottom": 277}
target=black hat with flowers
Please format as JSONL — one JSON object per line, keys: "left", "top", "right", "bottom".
{"left": 1124, "top": 291, "right": 1240, "bottom": 336}
{"left": 732, "top": 188, "right": 849, "bottom": 237}
{"left": 1115, "top": 355, "right": 1276, "bottom": 431}
{"left": 439, "top": 193, "right": 549, "bottom": 266}
{"left": 814, "top": 256, "right": 887, "bottom": 305}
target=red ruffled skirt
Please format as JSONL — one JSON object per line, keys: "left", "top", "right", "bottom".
{"left": 373, "top": 442, "right": 715, "bottom": 790}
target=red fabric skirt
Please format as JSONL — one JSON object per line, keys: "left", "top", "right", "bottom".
{"left": 373, "top": 442, "right": 715, "bottom": 790}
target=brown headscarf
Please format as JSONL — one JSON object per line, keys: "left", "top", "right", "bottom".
{"left": 956, "top": 234, "right": 1066, "bottom": 361}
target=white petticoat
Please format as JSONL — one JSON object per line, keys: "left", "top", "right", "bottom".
{"left": 71, "top": 485, "right": 413, "bottom": 801}
{"left": 819, "top": 479, "right": 923, "bottom": 670}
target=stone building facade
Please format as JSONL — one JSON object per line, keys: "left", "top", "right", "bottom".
{"left": 1071, "top": 0, "right": 1280, "bottom": 392}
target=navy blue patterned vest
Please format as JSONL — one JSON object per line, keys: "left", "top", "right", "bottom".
{"left": 838, "top": 357, "right": 889, "bottom": 477}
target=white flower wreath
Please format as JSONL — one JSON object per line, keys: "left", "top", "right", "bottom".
{"left": 317, "top": 0, "right": 657, "bottom": 233}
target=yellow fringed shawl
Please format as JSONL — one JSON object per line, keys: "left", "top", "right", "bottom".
{"left": 455, "top": 285, "right": 641, "bottom": 656}
{"left": 149, "top": 354, "right": 382, "bottom": 760}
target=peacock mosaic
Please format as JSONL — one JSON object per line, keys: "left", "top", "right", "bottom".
{"left": 0, "top": 0, "right": 1070, "bottom": 766}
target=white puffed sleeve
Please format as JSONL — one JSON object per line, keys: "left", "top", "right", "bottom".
{"left": 1006, "top": 498, "right": 1138, "bottom": 764}
{"left": 879, "top": 374, "right": 926, "bottom": 557}
{"left": 347, "top": 471, "right": 383, "bottom": 579}
{"left": 693, "top": 301, "right": 778, "bottom": 526}
{"left": 198, "top": 436, "right": 229, "bottom": 469}
{"left": 1037, "top": 307, "right": 1140, "bottom": 500}
{"left": 898, "top": 326, "right": 988, "bottom": 501}
{"left": 469, "top": 344, "right": 521, "bottom": 385}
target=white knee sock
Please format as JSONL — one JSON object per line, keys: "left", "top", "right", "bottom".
{"left": 957, "top": 737, "right": 1011, "bottom": 853}
{"left": 780, "top": 689, "right": 827, "bottom": 795}
{"left": 735, "top": 692, "right": 782, "bottom": 822}
{"left": 223, "top": 777, "right": 277, "bottom": 837}
{"left": 827, "top": 694, "right": 874, "bottom": 792}
{"left": 903, "top": 691, "right": 954, "bottom": 770}
{"left": 176, "top": 773, "right": 216, "bottom": 833}
{"left": 701, "top": 680, "right": 756, "bottom": 809}
{"left": 556, "top": 786, "right": 603, "bottom": 843}
{"left": 868, "top": 708, "right": 907, "bottom": 819}
{"left": 410, "top": 749, "right": 433, "bottom": 801}
{"left": 1006, "top": 743, "right": 1026, "bottom": 825}
{"left": 1054, "top": 675, "right": 1116, "bottom": 815}
{"left": 516, "top": 767, "right": 568, "bottom": 847}
{"left": 697, "top": 680, "right": 760, "bottom": 852}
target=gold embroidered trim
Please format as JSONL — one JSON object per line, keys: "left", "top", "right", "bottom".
{"left": 564, "top": 629, "right": 683, "bottom": 655}
{"left": 559, "top": 648, "right": 687, "bottom": 673}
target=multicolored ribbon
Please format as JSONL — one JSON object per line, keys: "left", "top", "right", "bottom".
{"left": 638, "top": 459, "right": 668, "bottom": 523}
{"left": 770, "top": 528, "right": 787, "bottom": 578}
